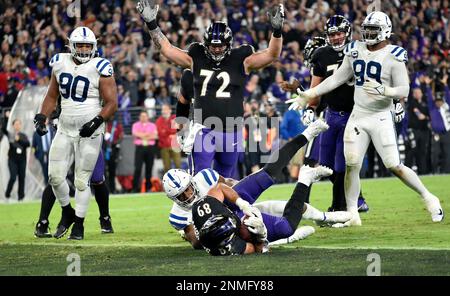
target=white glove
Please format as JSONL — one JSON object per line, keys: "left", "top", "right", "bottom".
{"left": 362, "top": 80, "right": 386, "bottom": 96}
{"left": 301, "top": 107, "right": 315, "bottom": 126}
{"left": 393, "top": 101, "right": 405, "bottom": 123}
{"left": 285, "top": 88, "right": 317, "bottom": 110}
{"left": 235, "top": 198, "right": 262, "bottom": 219}
{"left": 136, "top": 0, "right": 159, "bottom": 23}
{"left": 243, "top": 216, "right": 267, "bottom": 242}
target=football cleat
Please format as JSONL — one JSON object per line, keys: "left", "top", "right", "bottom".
{"left": 298, "top": 165, "right": 333, "bottom": 186}
{"left": 53, "top": 207, "right": 75, "bottom": 239}
{"left": 315, "top": 211, "right": 353, "bottom": 227}
{"left": 34, "top": 221, "right": 52, "bottom": 238}
{"left": 302, "top": 119, "right": 329, "bottom": 140}
{"left": 332, "top": 211, "right": 362, "bottom": 228}
{"left": 68, "top": 223, "right": 84, "bottom": 240}
{"left": 358, "top": 197, "right": 369, "bottom": 213}
{"left": 100, "top": 216, "right": 114, "bottom": 234}
{"left": 424, "top": 194, "right": 444, "bottom": 222}
{"left": 289, "top": 226, "right": 315, "bottom": 242}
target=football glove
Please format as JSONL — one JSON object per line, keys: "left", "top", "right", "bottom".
{"left": 79, "top": 115, "right": 104, "bottom": 138}
{"left": 136, "top": 0, "right": 159, "bottom": 23}
{"left": 236, "top": 198, "right": 262, "bottom": 219}
{"left": 267, "top": 4, "right": 285, "bottom": 31}
{"left": 362, "top": 80, "right": 386, "bottom": 96}
{"left": 33, "top": 113, "right": 48, "bottom": 136}
{"left": 286, "top": 88, "right": 317, "bottom": 110}
{"left": 243, "top": 216, "right": 267, "bottom": 242}
{"left": 393, "top": 100, "right": 405, "bottom": 123}
{"left": 301, "top": 107, "right": 315, "bottom": 126}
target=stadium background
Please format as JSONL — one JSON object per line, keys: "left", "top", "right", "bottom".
{"left": 1, "top": 0, "right": 450, "bottom": 199}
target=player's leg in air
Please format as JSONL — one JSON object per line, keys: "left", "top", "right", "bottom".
{"left": 90, "top": 150, "right": 114, "bottom": 234}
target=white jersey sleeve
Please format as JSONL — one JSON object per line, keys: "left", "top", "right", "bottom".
{"left": 169, "top": 203, "right": 192, "bottom": 230}
{"left": 192, "top": 168, "right": 220, "bottom": 198}
{"left": 94, "top": 57, "right": 114, "bottom": 77}
{"left": 314, "top": 52, "right": 354, "bottom": 97}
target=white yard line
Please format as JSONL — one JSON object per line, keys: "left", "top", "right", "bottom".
{"left": 2, "top": 241, "right": 450, "bottom": 251}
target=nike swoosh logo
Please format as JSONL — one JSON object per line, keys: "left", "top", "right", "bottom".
{"left": 438, "top": 209, "right": 443, "bottom": 216}
{"left": 380, "top": 118, "right": 387, "bottom": 121}
{"left": 232, "top": 143, "right": 238, "bottom": 146}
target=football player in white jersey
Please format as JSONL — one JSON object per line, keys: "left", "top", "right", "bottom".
{"left": 287, "top": 11, "right": 444, "bottom": 226}
{"left": 33, "top": 26, "right": 118, "bottom": 240}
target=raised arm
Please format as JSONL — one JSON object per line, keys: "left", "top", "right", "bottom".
{"left": 287, "top": 55, "right": 353, "bottom": 110}
{"left": 137, "top": 0, "right": 192, "bottom": 69}
{"left": 243, "top": 4, "right": 284, "bottom": 73}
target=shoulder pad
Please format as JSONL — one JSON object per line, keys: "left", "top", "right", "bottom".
{"left": 198, "top": 168, "right": 219, "bottom": 186}
{"left": 187, "top": 42, "right": 203, "bottom": 55}
{"left": 343, "top": 40, "right": 358, "bottom": 57}
{"left": 95, "top": 58, "right": 114, "bottom": 76}
{"left": 390, "top": 46, "right": 408, "bottom": 63}
{"left": 49, "top": 53, "right": 62, "bottom": 67}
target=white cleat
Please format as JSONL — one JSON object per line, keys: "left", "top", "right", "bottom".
{"left": 332, "top": 211, "right": 362, "bottom": 228}
{"left": 298, "top": 165, "right": 333, "bottom": 186}
{"left": 303, "top": 119, "right": 329, "bottom": 140}
{"left": 289, "top": 226, "right": 315, "bottom": 242}
{"left": 424, "top": 194, "right": 444, "bottom": 222}
{"left": 323, "top": 211, "right": 353, "bottom": 224}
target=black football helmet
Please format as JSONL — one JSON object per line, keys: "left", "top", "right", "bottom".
{"left": 303, "top": 36, "right": 327, "bottom": 69}
{"left": 324, "top": 15, "right": 352, "bottom": 51}
{"left": 198, "top": 214, "right": 238, "bottom": 249}
{"left": 203, "top": 21, "right": 233, "bottom": 63}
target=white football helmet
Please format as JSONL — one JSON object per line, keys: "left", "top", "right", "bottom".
{"left": 163, "top": 169, "right": 199, "bottom": 209}
{"left": 361, "top": 11, "right": 392, "bottom": 45}
{"left": 68, "top": 26, "right": 97, "bottom": 63}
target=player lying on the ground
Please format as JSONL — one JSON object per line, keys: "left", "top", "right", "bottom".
{"left": 163, "top": 120, "right": 352, "bottom": 254}
{"left": 287, "top": 11, "right": 444, "bottom": 225}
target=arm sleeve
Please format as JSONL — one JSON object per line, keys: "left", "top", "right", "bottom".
{"left": 314, "top": 55, "right": 354, "bottom": 97}
{"left": 387, "top": 61, "right": 410, "bottom": 99}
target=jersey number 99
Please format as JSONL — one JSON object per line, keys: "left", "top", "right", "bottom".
{"left": 59, "top": 73, "right": 90, "bottom": 102}
{"left": 353, "top": 60, "right": 382, "bottom": 86}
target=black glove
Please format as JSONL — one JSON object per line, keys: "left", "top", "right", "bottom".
{"left": 79, "top": 115, "right": 104, "bottom": 138}
{"left": 33, "top": 113, "right": 48, "bottom": 136}
{"left": 267, "top": 4, "right": 285, "bottom": 38}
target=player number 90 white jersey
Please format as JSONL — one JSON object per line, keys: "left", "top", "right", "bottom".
{"left": 49, "top": 53, "right": 114, "bottom": 117}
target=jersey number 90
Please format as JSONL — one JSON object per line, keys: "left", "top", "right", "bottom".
{"left": 59, "top": 73, "right": 90, "bottom": 102}
{"left": 353, "top": 60, "right": 382, "bottom": 86}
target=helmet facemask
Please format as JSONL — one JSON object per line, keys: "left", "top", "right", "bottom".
{"left": 171, "top": 184, "right": 200, "bottom": 209}
{"left": 70, "top": 41, "right": 97, "bottom": 63}
{"left": 361, "top": 24, "right": 383, "bottom": 45}
{"left": 204, "top": 22, "right": 233, "bottom": 64}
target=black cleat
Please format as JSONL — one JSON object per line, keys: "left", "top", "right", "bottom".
{"left": 68, "top": 223, "right": 84, "bottom": 240}
{"left": 34, "top": 221, "right": 52, "bottom": 238}
{"left": 53, "top": 208, "right": 75, "bottom": 239}
{"left": 100, "top": 216, "right": 114, "bottom": 234}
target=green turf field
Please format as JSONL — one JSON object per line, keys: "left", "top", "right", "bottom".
{"left": 0, "top": 175, "right": 449, "bottom": 275}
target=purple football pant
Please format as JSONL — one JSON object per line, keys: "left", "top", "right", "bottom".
{"left": 90, "top": 149, "right": 105, "bottom": 184}
{"left": 189, "top": 129, "right": 243, "bottom": 178}
{"left": 319, "top": 110, "right": 350, "bottom": 173}
{"left": 229, "top": 169, "right": 295, "bottom": 242}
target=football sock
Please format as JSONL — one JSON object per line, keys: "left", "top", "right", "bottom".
{"left": 254, "top": 200, "right": 287, "bottom": 217}
{"left": 93, "top": 182, "right": 110, "bottom": 218}
{"left": 74, "top": 215, "right": 85, "bottom": 225}
{"left": 390, "top": 164, "right": 430, "bottom": 198}
{"left": 332, "top": 172, "right": 346, "bottom": 210}
{"left": 75, "top": 188, "right": 91, "bottom": 218}
{"left": 283, "top": 182, "right": 308, "bottom": 230}
{"left": 264, "top": 134, "right": 308, "bottom": 178}
{"left": 39, "top": 184, "right": 56, "bottom": 222}
{"left": 345, "top": 165, "right": 361, "bottom": 213}
{"left": 302, "top": 203, "right": 325, "bottom": 221}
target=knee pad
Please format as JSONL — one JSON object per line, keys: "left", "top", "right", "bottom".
{"left": 344, "top": 151, "right": 363, "bottom": 168}
{"left": 74, "top": 178, "right": 89, "bottom": 191}
{"left": 48, "top": 174, "right": 65, "bottom": 187}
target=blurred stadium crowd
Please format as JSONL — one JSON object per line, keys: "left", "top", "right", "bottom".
{"left": 1, "top": 0, "right": 450, "bottom": 192}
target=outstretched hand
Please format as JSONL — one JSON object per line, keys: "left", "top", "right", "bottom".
{"left": 136, "top": 0, "right": 159, "bottom": 23}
